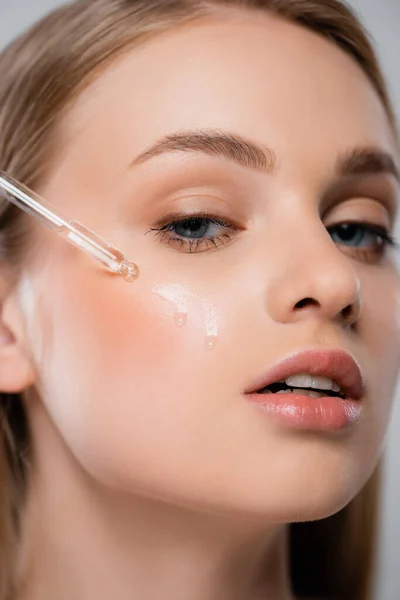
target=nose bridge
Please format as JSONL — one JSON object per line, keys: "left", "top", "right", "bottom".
{"left": 263, "top": 212, "right": 361, "bottom": 325}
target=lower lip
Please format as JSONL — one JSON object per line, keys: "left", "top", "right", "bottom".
{"left": 245, "top": 392, "right": 362, "bottom": 431}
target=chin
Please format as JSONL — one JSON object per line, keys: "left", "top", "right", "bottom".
{"left": 210, "top": 485, "right": 361, "bottom": 524}
{"left": 188, "top": 465, "right": 368, "bottom": 523}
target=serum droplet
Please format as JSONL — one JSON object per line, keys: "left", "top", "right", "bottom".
{"left": 174, "top": 311, "right": 187, "bottom": 327}
{"left": 205, "top": 335, "right": 218, "bottom": 350}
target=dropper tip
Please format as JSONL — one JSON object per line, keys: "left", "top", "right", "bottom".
{"left": 119, "top": 260, "right": 140, "bottom": 282}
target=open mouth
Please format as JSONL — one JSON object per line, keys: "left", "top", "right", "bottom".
{"left": 245, "top": 349, "right": 364, "bottom": 403}
{"left": 256, "top": 375, "right": 346, "bottom": 399}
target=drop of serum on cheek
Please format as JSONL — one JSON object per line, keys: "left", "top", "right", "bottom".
{"left": 152, "top": 284, "right": 220, "bottom": 350}
{"left": 204, "top": 301, "right": 220, "bottom": 350}
{"left": 205, "top": 335, "right": 218, "bottom": 350}
{"left": 174, "top": 310, "right": 188, "bottom": 327}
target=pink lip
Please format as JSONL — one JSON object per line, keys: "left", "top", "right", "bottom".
{"left": 244, "top": 348, "right": 365, "bottom": 431}
{"left": 245, "top": 348, "right": 364, "bottom": 399}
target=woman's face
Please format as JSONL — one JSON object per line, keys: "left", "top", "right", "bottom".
{"left": 17, "top": 11, "right": 400, "bottom": 520}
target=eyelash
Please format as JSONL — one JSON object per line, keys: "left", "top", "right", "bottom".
{"left": 327, "top": 221, "right": 398, "bottom": 263}
{"left": 148, "top": 213, "right": 238, "bottom": 254}
{"left": 148, "top": 214, "right": 399, "bottom": 261}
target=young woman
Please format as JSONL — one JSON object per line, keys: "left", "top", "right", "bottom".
{"left": 0, "top": 1, "right": 399, "bottom": 599}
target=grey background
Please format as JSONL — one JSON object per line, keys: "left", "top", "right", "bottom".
{"left": 0, "top": 0, "right": 399, "bottom": 598}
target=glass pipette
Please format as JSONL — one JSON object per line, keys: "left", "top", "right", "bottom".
{"left": 0, "top": 173, "right": 139, "bottom": 282}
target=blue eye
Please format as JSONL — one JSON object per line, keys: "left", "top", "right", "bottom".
{"left": 327, "top": 222, "right": 398, "bottom": 259}
{"left": 149, "top": 215, "right": 238, "bottom": 253}
{"left": 172, "top": 217, "right": 224, "bottom": 239}
{"left": 148, "top": 214, "right": 399, "bottom": 260}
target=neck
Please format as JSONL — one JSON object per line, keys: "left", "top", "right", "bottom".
{"left": 17, "top": 401, "right": 294, "bottom": 600}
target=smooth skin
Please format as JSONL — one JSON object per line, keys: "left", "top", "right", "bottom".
{"left": 1, "top": 8, "right": 399, "bottom": 600}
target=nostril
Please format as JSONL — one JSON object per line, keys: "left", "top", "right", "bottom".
{"left": 295, "top": 297, "right": 319, "bottom": 310}
{"left": 341, "top": 304, "right": 353, "bottom": 320}
{"left": 339, "top": 303, "right": 358, "bottom": 330}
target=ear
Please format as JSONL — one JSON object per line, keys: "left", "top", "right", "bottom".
{"left": 0, "top": 272, "right": 36, "bottom": 393}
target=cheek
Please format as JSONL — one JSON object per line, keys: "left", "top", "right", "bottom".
{"left": 45, "top": 275, "right": 200, "bottom": 402}
{"left": 34, "top": 272, "right": 231, "bottom": 489}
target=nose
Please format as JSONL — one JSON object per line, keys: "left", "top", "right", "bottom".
{"left": 264, "top": 225, "right": 362, "bottom": 329}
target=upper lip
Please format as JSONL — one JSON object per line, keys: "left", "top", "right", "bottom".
{"left": 245, "top": 348, "right": 365, "bottom": 400}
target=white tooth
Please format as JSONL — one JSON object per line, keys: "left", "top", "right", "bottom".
{"left": 311, "top": 375, "right": 335, "bottom": 390}
{"left": 270, "top": 388, "right": 326, "bottom": 398}
{"left": 292, "top": 388, "right": 312, "bottom": 395}
{"left": 259, "top": 388, "right": 272, "bottom": 394}
{"left": 293, "top": 388, "right": 325, "bottom": 398}
{"left": 268, "top": 386, "right": 328, "bottom": 398}
{"left": 284, "top": 374, "right": 313, "bottom": 388}
{"left": 284, "top": 373, "right": 338, "bottom": 391}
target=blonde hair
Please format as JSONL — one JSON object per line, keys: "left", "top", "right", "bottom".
{"left": 0, "top": 1, "right": 396, "bottom": 598}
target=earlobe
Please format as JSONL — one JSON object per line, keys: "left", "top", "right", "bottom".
{"left": 0, "top": 326, "right": 14, "bottom": 346}
{"left": 0, "top": 324, "right": 35, "bottom": 394}
{"left": 0, "top": 281, "right": 36, "bottom": 394}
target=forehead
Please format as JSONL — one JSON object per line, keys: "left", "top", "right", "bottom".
{"left": 58, "top": 12, "right": 397, "bottom": 179}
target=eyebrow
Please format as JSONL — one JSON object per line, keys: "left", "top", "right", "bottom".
{"left": 130, "top": 129, "right": 276, "bottom": 174}
{"left": 335, "top": 147, "right": 400, "bottom": 182}
{"left": 131, "top": 128, "right": 400, "bottom": 184}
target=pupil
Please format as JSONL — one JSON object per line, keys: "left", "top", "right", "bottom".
{"left": 334, "top": 223, "right": 363, "bottom": 245}
{"left": 340, "top": 224, "right": 357, "bottom": 241}
{"left": 175, "top": 218, "right": 208, "bottom": 239}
